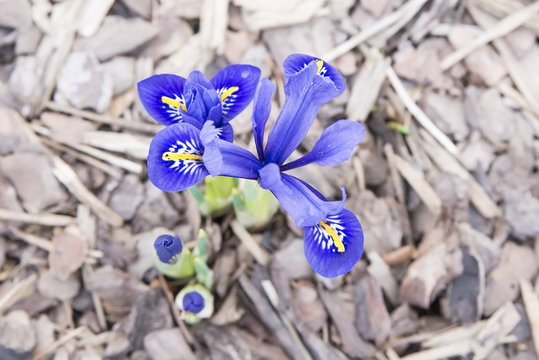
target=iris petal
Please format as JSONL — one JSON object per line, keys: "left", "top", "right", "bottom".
{"left": 283, "top": 54, "right": 345, "bottom": 97}
{"left": 264, "top": 59, "right": 347, "bottom": 165}
{"left": 147, "top": 123, "right": 208, "bottom": 192}
{"left": 210, "top": 64, "right": 261, "bottom": 123}
{"left": 281, "top": 120, "right": 365, "bottom": 171}
{"left": 258, "top": 163, "right": 345, "bottom": 227}
{"left": 137, "top": 74, "right": 186, "bottom": 126}
{"left": 304, "top": 209, "right": 364, "bottom": 278}
{"left": 201, "top": 122, "right": 262, "bottom": 179}
{"left": 251, "top": 78, "right": 275, "bottom": 160}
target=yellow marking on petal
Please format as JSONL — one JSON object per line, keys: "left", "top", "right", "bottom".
{"left": 316, "top": 59, "right": 324, "bottom": 75}
{"left": 161, "top": 96, "right": 187, "bottom": 112}
{"left": 162, "top": 152, "right": 202, "bottom": 161}
{"left": 220, "top": 86, "right": 239, "bottom": 102}
{"left": 319, "top": 221, "right": 345, "bottom": 253}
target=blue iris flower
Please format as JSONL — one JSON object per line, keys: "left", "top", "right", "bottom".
{"left": 154, "top": 234, "right": 183, "bottom": 264}
{"left": 182, "top": 291, "right": 205, "bottom": 314}
{"left": 200, "top": 54, "right": 366, "bottom": 278}
{"left": 138, "top": 65, "right": 261, "bottom": 192}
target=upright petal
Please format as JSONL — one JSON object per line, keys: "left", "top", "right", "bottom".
{"left": 147, "top": 123, "right": 208, "bottom": 192}
{"left": 264, "top": 59, "right": 346, "bottom": 165}
{"left": 137, "top": 74, "right": 187, "bottom": 126}
{"left": 201, "top": 122, "right": 262, "bottom": 179}
{"left": 284, "top": 54, "right": 345, "bottom": 98}
{"left": 210, "top": 64, "right": 261, "bottom": 123}
{"left": 251, "top": 78, "right": 275, "bottom": 160}
{"left": 304, "top": 209, "right": 364, "bottom": 278}
{"left": 281, "top": 120, "right": 365, "bottom": 171}
{"left": 258, "top": 163, "right": 344, "bottom": 227}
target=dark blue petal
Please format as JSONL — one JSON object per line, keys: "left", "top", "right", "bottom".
{"left": 258, "top": 163, "right": 345, "bottom": 227}
{"left": 283, "top": 54, "right": 345, "bottom": 97}
{"left": 281, "top": 120, "right": 365, "bottom": 171}
{"left": 251, "top": 78, "right": 275, "bottom": 160}
{"left": 182, "top": 291, "right": 205, "bottom": 314}
{"left": 304, "top": 208, "right": 364, "bottom": 278}
{"left": 264, "top": 59, "right": 347, "bottom": 165}
{"left": 185, "top": 70, "right": 212, "bottom": 90}
{"left": 137, "top": 74, "right": 187, "bottom": 126}
{"left": 154, "top": 234, "right": 183, "bottom": 264}
{"left": 210, "top": 64, "right": 261, "bottom": 123}
{"left": 218, "top": 123, "right": 234, "bottom": 142}
{"left": 147, "top": 123, "right": 208, "bottom": 192}
{"left": 201, "top": 122, "right": 262, "bottom": 179}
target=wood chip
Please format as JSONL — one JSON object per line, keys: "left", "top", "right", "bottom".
{"left": 230, "top": 220, "right": 270, "bottom": 266}
{"left": 51, "top": 156, "right": 123, "bottom": 227}
{"left": 520, "top": 278, "right": 539, "bottom": 357}
{"left": 419, "top": 130, "right": 501, "bottom": 218}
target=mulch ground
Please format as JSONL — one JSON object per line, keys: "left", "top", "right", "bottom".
{"left": 0, "top": 0, "right": 538, "bottom": 359}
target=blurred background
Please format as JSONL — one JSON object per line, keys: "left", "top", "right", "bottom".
{"left": 0, "top": 0, "right": 538, "bottom": 359}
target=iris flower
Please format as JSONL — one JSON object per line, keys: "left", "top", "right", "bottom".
{"left": 200, "top": 54, "right": 365, "bottom": 277}
{"left": 138, "top": 65, "right": 261, "bottom": 192}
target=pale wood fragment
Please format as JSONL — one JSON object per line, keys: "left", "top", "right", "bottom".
{"left": 469, "top": 5, "right": 539, "bottom": 118}
{"left": 386, "top": 65, "right": 458, "bottom": 155}
{"left": 519, "top": 278, "right": 539, "bottom": 358}
{"left": 347, "top": 49, "right": 388, "bottom": 122}
{"left": 472, "top": 302, "right": 521, "bottom": 359}
{"left": 199, "top": 0, "right": 229, "bottom": 53}
{"left": 472, "top": 0, "right": 539, "bottom": 34}
{"left": 367, "top": 251, "right": 399, "bottom": 305}
{"left": 0, "top": 274, "right": 38, "bottom": 315}
{"left": 441, "top": 1, "right": 539, "bottom": 70}
{"left": 45, "top": 101, "right": 162, "bottom": 134}
{"left": 390, "top": 152, "right": 442, "bottom": 215}
{"left": 419, "top": 130, "right": 501, "bottom": 218}
{"left": 324, "top": 0, "right": 429, "bottom": 61}
{"left": 82, "top": 131, "right": 152, "bottom": 160}
{"left": 230, "top": 220, "right": 270, "bottom": 266}
{"left": 0, "top": 208, "right": 76, "bottom": 227}
{"left": 51, "top": 156, "right": 123, "bottom": 227}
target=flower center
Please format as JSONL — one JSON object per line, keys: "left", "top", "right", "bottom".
{"left": 220, "top": 86, "right": 239, "bottom": 102}
{"left": 162, "top": 152, "right": 202, "bottom": 161}
{"left": 161, "top": 96, "right": 187, "bottom": 112}
{"left": 319, "top": 221, "right": 344, "bottom": 252}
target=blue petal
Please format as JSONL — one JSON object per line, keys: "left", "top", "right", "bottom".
{"left": 154, "top": 234, "right": 183, "bottom": 264}
{"left": 264, "top": 59, "right": 346, "bottom": 165}
{"left": 210, "top": 64, "right": 261, "bottom": 123}
{"left": 185, "top": 70, "right": 213, "bottom": 90}
{"left": 182, "top": 291, "right": 205, "bottom": 314}
{"left": 281, "top": 120, "right": 365, "bottom": 171}
{"left": 147, "top": 123, "right": 208, "bottom": 192}
{"left": 258, "top": 163, "right": 345, "bottom": 227}
{"left": 137, "top": 74, "right": 187, "bottom": 126}
{"left": 304, "top": 208, "right": 364, "bottom": 278}
{"left": 283, "top": 54, "right": 345, "bottom": 98}
{"left": 201, "top": 122, "right": 262, "bottom": 179}
{"left": 251, "top": 78, "right": 275, "bottom": 160}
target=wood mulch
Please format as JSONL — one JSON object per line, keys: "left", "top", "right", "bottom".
{"left": 0, "top": 0, "right": 538, "bottom": 359}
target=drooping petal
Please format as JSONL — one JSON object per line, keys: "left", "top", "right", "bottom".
{"left": 258, "top": 163, "right": 345, "bottom": 227}
{"left": 137, "top": 74, "right": 187, "bottom": 126}
{"left": 201, "top": 122, "right": 262, "bottom": 179}
{"left": 210, "top": 64, "right": 261, "bottom": 123}
{"left": 281, "top": 120, "right": 365, "bottom": 171}
{"left": 283, "top": 54, "right": 345, "bottom": 98}
{"left": 264, "top": 58, "right": 347, "bottom": 165}
{"left": 251, "top": 78, "right": 275, "bottom": 160}
{"left": 304, "top": 208, "right": 364, "bottom": 278}
{"left": 147, "top": 123, "right": 208, "bottom": 192}
{"left": 154, "top": 234, "right": 183, "bottom": 264}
